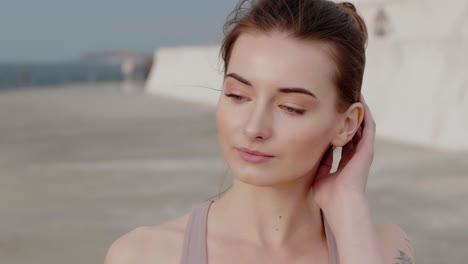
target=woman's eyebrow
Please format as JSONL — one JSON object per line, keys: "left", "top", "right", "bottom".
{"left": 224, "top": 72, "right": 317, "bottom": 99}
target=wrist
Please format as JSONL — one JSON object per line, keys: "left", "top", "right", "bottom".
{"left": 322, "top": 189, "right": 369, "bottom": 216}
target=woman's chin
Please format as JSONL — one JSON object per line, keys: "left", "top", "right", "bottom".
{"left": 232, "top": 169, "right": 291, "bottom": 187}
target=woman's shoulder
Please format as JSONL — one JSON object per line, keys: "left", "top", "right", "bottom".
{"left": 374, "top": 222, "right": 416, "bottom": 264}
{"left": 104, "top": 213, "right": 191, "bottom": 264}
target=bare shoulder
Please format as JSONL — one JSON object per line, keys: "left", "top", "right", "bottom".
{"left": 104, "top": 213, "right": 191, "bottom": 264}
{"left": 375, "top": 222, "right": 416, "bottom": 264}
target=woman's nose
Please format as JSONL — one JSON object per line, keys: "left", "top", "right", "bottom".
{"left": 243, "top": 103, "right": 272, "bottom": 140}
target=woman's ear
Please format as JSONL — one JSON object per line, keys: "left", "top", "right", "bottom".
{"left": 331, "top": 102, "right": 364, "bottom": 147}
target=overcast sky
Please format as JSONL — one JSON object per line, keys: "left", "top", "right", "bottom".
{"left": 0, "top": 0, "right": 237, "bottom": 62}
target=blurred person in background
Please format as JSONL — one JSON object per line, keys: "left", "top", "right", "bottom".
{"left": 121, "top": 54, "right": 135, "bottom": 91}
{"left": 374, "top": 8, "right": 390, "bottom": 36}
{"left": 104, "top": 1, "right": 415, "bottom": 264}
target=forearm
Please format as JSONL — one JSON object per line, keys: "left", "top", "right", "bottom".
{"left": 323, "top": 192, "right": 385, "bottom": 264}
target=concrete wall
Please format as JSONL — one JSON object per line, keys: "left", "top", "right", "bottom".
{"left": 145, "top": 0, "right": 468, "bottom": 151}
{"left": 144, "top": 45, "right": 224, "bottom": 106}
{"left": 357, "top": 0, "right": 468, "bottom": 150}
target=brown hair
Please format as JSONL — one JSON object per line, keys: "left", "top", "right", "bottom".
{"left": 219, "top": 0, "right": 368, "bottom": 113}
{"left": 207, "top": 0, "right": 368, "bottom": 201}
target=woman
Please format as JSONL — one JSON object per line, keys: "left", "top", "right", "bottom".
{"left": 105, "top": 0, "right": 415, "bottom": 263}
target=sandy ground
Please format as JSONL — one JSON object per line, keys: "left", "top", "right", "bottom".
{"left": 0, "top": 82, "right": 467, "bottom": 264}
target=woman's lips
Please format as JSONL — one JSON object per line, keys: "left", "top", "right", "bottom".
{"left": 236, "top": 148, "right": 274, "bottom": 163}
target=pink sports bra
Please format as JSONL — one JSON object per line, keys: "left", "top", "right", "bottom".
{"left": 180, "top": 199, "right": 339, "bottom": 264}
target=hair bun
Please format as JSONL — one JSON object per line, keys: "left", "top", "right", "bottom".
{"left": 338, "top": 1, "right": 368, "bottom": 44}
{"left": 339, "top": 2, "right": 357, "bottom": 12}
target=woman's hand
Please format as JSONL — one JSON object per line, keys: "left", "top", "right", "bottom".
{"left": 309, "top": 94, "right": 376, "bottom": 211}
{"left": 308, "top": 94, "right": 388, "bottom": 264}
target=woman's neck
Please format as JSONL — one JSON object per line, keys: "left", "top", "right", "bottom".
{"left": 209, "top": 176, "right": 325, "bottom": 250}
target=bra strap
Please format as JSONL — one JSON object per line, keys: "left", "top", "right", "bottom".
{"left": 322, "top": 210, "right": 339, "bottom": 264}
{"left": 179, "top": 200, "right": 214, "bottom": 264}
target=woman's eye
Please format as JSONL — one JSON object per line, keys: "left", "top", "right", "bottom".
{"left": 225, "top": 93, "right": 246, "bottom": 102}
{"left": 225, "top": 93, "right": 305, "bottom": 115}
{"left": 281, "top": 105, "right": 306, "bottom": 115}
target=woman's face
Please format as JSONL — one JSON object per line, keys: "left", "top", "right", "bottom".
{"left": 216, "top": 31, "right": 342, "bottom": 187}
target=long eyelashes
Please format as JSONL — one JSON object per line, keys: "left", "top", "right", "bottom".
{"left": 224, "top": 93, "right": 305, "bottom": 115}
{"left": 225, "top": 93, "right": 245, "bottom": 102}
{"left": 280, "top": 105, "right": 306, "bottom": 115}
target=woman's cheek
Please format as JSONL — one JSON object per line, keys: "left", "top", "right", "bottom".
{"left": 216, "top": 104, "right": 230, "bottom": 142}
{"left": 284, "top": 125, "right": 327, "bottom": 161}
{"left": 216, "top": 102, "right": 241, "bottom": 149}
{"left": 218, "top": 106, "right": 239, "bottom": 133}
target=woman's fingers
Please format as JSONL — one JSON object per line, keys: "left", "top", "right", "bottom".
{"left": 338, "top": 141, "right": 354, "bottom": 170}
{"left": 338, "top": 120, "right": 362, "bottom": 171}
{"left": 356, "top": 94, "right": 375, "bottom": 155}
{"left": 312, "top": 146, "right": 334, "bottom": 184}
{"left": 347, "top": 94, "right": 375, "bottom": 173}
{"left": 353, "top": 126, "right": 362, "bottom": 145}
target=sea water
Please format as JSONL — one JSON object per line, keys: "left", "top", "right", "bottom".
{"left": 0, "top": 61, "right": 134, "bottom": 91}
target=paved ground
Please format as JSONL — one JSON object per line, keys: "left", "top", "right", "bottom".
{"left": 0, "top": 83, "right": 467, "bottom": 264}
